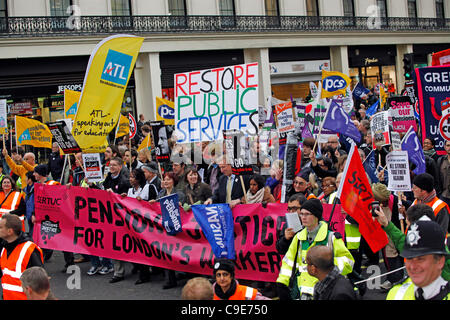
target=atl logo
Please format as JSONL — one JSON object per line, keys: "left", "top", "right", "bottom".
{"left": 101, "top": 49, "right": 132, "bottom": 86}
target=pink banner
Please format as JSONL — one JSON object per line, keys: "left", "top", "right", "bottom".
{"left": 34, "top": 185, "right": 345, "bottom": 282}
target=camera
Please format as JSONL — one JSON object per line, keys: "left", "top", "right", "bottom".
{"left": 369, "top": 201, "right": 380, "bottom": 217}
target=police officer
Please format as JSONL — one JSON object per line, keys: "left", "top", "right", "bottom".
{"left": 387, "top": 219, "right": 450, "bottom": 300}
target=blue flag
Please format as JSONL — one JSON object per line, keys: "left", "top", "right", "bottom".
{"left": 401, "top": 127, "right": 426, "bottom": 175}
{"left": 353, "top": 82, "right": 370, "bottom": 99}
{"left": 192, "top": 204, "right": 236, "bottom": 259}
{"left": 363, "top": 150, "right": 379, "bottom": 183}
{"left": 159, "top": 193, "right": 182, "bottom": 236}
{"left": 323, "top": 100, "right": 361, "bottom": 143}
{"left": 366, "top": 100, "right": 379, "bottom": 117}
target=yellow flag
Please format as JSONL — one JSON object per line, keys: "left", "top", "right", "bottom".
{"left": 71, "top": 35, "right": 144, "bottom": 153}
{"left": 379, "top": 85, "right": 387, "bottom": 110}
{"left": 137, "top": 134, "right": 151, "bottom": 152}
{"left": 321, "top": 70, "right": 352, "bottom": 99}
{"left": 155, "top": 97, "right": 175, "bottom": 125}
{"left": 15, "top": 116, "right": 53, "bottom": 149}
{"left": 64, "top": 89, "right": 81, "bottom": 120}
{"left": 115, "top": 113, "right": 129, "bottom": 138}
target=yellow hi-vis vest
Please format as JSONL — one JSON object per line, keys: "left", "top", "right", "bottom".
{"left": 276, "top": 221, "right": 354, "bottom": 297}
{"left": 387, "top": 278, "right": 450, "bottom": 300}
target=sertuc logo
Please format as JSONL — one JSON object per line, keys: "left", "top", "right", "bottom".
{"left": 101, "top": 49, "right": 132, "bottom": 86}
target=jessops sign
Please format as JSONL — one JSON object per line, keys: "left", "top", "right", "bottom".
{"left": 174, "top": 63, "right": 259, "bottom": 144}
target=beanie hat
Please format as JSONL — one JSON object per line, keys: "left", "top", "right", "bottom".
{"left": 34, "top": 164, "right": 48, "bottom": 177}
{"left": 413, "top": 173, "right": 434, "bottom": 193}
{"left": 372, "top": 183, "right": 391, "bottom": 202}
{"left": 141, "top": 161, "right": 158, "bottom": 174}
{"left": 296, "top": 167, "right": 311, "bottom": 182}
{"left": 301, "top": 198, "right": 323, "bottom": 220}
{"left": 213, "top": 259, "right": 235, "bottom": 277}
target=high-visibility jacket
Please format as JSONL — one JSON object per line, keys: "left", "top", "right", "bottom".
{"left": 387, "top": 278, "right": 450, "bottom": 300}
{"left": 213, "top": 284, "right": 258, "bottom": 300}
{"left": 0, "top": 191, "right": 26, "bottom": 231}
{"left": 277, "top": 221, "right": 354, "bottom": 298}
{"left": 45, "top": 180, "right": 60, "bottom": 186}
{"left": 0, "top": 241, "right": 44, "bottom": 300}
{"left": 412, "top": 197, "right": 449, "bottom": 217}
{"left": 345, "top": 220, "right": 361, "bottom": 250}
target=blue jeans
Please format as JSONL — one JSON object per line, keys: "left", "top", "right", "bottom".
{"left": 90, "top": 256, "right": 113, "bottom": 269}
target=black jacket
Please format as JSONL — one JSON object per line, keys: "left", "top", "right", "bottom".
{"left": 313, "top": 272, "right": 358, "bottom": 300}
{"left": 211, "top": 174, "right": 250, "bottom": 204}
{"left": 0, "top": 232, "right": 43, "bottom": 278}
{"left": 102, "top": 172, "right": 131, "bottom": 195}
{"left": 47, "top": 152, "right": 65, "bottom": 181}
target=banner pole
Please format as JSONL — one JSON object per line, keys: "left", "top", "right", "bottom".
{"left": 312, "top": 99, "right": 332, "bottom": 153}
{"left": 327, "top": 196, "right": 339, "bottom": 231}
{"left": 60, "top": 154, "right": 68, "bottom": 184}
{"left": 240, "top": 175, "right": 247, "bottom": 203}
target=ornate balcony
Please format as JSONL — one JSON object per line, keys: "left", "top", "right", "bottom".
{"left": 0, "top": 15, "right": 448, "bottom": 38}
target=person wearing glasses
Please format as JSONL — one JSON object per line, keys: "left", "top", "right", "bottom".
{"left": 318, "top": 176, "right": 337, "bottom": 204}
{"left": 276, "top": 199, "right": 354, "bottom": 300}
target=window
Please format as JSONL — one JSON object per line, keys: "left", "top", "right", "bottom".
{"left": 0, "top": 0, "right": 7, "bottom": 17}
{"left": 408, "top": 0, "right": 417, "bottom": 26}
{"left": 219, "top": 0, "right": 236, "bottom": 27}
{"left": 50, "top": 0, "right": 72, "bottom": 16}
{"left": 219, "top": 0, "right": 235, "bottom": 16}
{"left": 168, "top": 0, "right": 187, "bottom": 16}
{"left": 376, "top": 0, "right": 388, "bottom": 27}
{"left": 265, "top": 0, "right": 279, "bottom": 16}
{"left": 168, "top": 0, "right": 187, "bottom": 28}
{"left": 111, "top": 0, "right": 132, "bottom": 16}
{"left": 436, "top": 0, "right": 445, "bottom": 19}
{"left": 306, "top": 0, "right": 319, "bottom": 16}
{"left": 343, "top": 0, "right": 355, "bottom": 26}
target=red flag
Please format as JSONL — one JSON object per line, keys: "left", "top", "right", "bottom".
{"left": 337, "top": 144, "right": 389, "bottom": 253}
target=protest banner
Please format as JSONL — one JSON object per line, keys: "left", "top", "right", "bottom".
{"left": 0, "top": 99, "right": 7, "bottom": 135}
{"left": 390, "top": 131, "right": 402, "bottom": 151}
{"left": 223, "top": 129, "right": 253, "bottom": 176}
{"left": 387, "top": 96, "right": 417, "bottom": 133}
{"left": 128, "top": 113, "right": 137, "bottom": 139}
{"left": 337, "top": 144, "right": 389, "bottom": 253}
{"left": 47, "top": 119, "right": 82, "bottom": 154}
{"left": 64, "top": 89, "right": 80, "bottom": 120}
{"left": 431, "top": 48, "right": 450, "bottom": 66}
{"left": 174, "top": 63, "right": 259, "bottom": 144}
{"left": 15, "top": 116, "right": 52, "bottom": 149}
{"left": 321, "top": 70, "right": 351, "bottom": 99}
{"left": 150, "top": 121, "right": 170, "bottom": 162}
{"left": 273, "top": 102, "right": 295, "bottom": 134}
{"left": 401, "top": 126, "right": 426, "bottom": 175}
{"left": 370, "top": 111, "right": 391, "bottom": 148}
{"left": 82, "top": 153, "right": 103, "bottom": 183}
{"left": 322, "top": 100, "right": 361, "bottom": 143}
{"left": 352, "top": 82, "right": 370, "bottom": 100}
{"left": 33, "top": 184, "right": 345, "bottom": 282}
{"left": 415, "top": 65, "right": 450, "bottom": 155}
{"left": 115, "top": 114, "right": 130, "bottom": 139}
{"left": 137, "top": 134, "right": 151, "bottom": 152}
{"left": 71, "top": 35, "right": 144, "bottom": 153}
{"left": 386, "top": 151, "right": 411, "bottom": 192}
{"left": 156, "top": 97, "right": 175, "bottom": 125}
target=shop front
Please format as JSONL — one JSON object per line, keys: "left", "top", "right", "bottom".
{"left": 348, "top": 45, "right": 397, "bottom": 94}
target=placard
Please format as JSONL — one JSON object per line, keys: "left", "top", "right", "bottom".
{"left": 47, "top": 119, "right": 82, "bottom": 154}
{"left": 386, "top": 151, "right": 411, "bottom": 192}
{"left": 387, "top": 96, "right": 416, "bottom": 133}
{"left": 370, "top": 111, "right": 391, "bottom": 148}
{"left": 82, "top": 153, "right": 103, "bottom": 183}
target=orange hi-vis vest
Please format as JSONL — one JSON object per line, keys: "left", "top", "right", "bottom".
{"left": 45, "top": 180, "right": 60, "bottom": 186}
{"left": 412, "top": 197, "right": 449, "bottom": 217}
{"left": 0, "top": 191, "right": 26, "bottom": 231}
{"left": 0, "top": 241, "right": 44, "bottom": 300}
{"left": 213, "top": 284, "right": 258, "bottom": 300}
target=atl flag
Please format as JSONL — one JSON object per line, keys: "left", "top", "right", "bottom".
{"left": 71, "top": 35, "right": 144, "bottom": 153}
{"left": 15, "top": 116, "right": 53, "bottom": 149}
{"left": 322, "top": 100, "right": 361, "bottom": 143}
{"left": 336, "top": 144, "right": 389, "bottom": 253}
{"left": 321, "top": 70, "right": 351, "bottom": 99}
{"left": 401, "top": 126, "right": 426, "bottom": 175}
{"left": 159, "top": 193, "right": 182, "bottom": 236}
{"left": 155, "top": 97, "right": 175, "bottom": 125}
{"left": 137, "top": 134, "right": 151, "bottom": 152}
{"left": 115, "top": 114, "right": 129, "bottom": 138}
{"left": 352, "top": 82, "right": 370, "bottom": 99}
{"left": 379, "top": 85, "right": 387, "bottom": 110}
{"left": 64, "top": 89, "right": 80, "bottom": 120}
{"left": 365, "top": 100, "right": 379, "bottom": 117}
{"left": 192, "top": 204, "right": 236, "bottom": 259}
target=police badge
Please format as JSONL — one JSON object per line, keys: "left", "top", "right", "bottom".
{"left": 406, "top": 223, "right": 421, "bottom": 246}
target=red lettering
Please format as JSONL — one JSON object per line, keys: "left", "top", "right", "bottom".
{"left": 188, "top": 71, "right": 200, "bottom": 95}
{"left": 246, "top": 63, "right": 258, "bottom": 88}
{"left": 234, "top": 65, "right": 245, "bottom": 89}
{"left": 175, "top": 73, "right": 188, "bottom": 96}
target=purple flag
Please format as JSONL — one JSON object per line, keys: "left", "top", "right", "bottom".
{"left": 401, "top": 126, "right": 426, "bottom": 175}
{"left": 322, "top": 100, "right": 361, "bottom": 143}
{"left": 301, "top": 122, "right": 313, "bottom": 140}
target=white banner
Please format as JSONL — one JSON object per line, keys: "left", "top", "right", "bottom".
{"left": 386, "top": 151, "right": 411, "bottom": 192}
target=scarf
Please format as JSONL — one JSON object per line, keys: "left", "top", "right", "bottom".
{"left": 214, "top": 279, "right": 237, "bottom": 300}
{"left": 418, "top": 189, "right": 437, "bottom": 204}
{"left": 423, "top": 149, "right": 436, "bottom": 159}
{"left": 246, "top": 187, "right": 265, "bottom": 204}
{"left": 313, "top": 266, "right": 340, "bottom": 300}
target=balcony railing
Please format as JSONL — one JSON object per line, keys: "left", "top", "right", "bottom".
{"left": 0, "top": 15, "right": 448, "bottom": 38}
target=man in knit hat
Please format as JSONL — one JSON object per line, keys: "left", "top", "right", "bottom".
{"left": 411, "top": 173, "right": 449, "bottom": 235}
{"left": 276, "top": 199, "right": 354, "bottom": 300}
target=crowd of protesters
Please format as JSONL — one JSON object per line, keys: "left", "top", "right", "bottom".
{"left": 0, "top": 84, "right": 449, "bottom": 301}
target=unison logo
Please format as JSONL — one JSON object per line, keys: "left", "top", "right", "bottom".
{"left": 101, "top": 49, "right": 133, "bottom": 86}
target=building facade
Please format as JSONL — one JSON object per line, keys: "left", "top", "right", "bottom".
{"left": 0, "top": 0, "right": 449, "bottom": 123}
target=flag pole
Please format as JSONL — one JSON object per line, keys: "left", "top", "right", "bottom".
{"left": 312, "top": 99, "right": 332, "bottom": 153}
